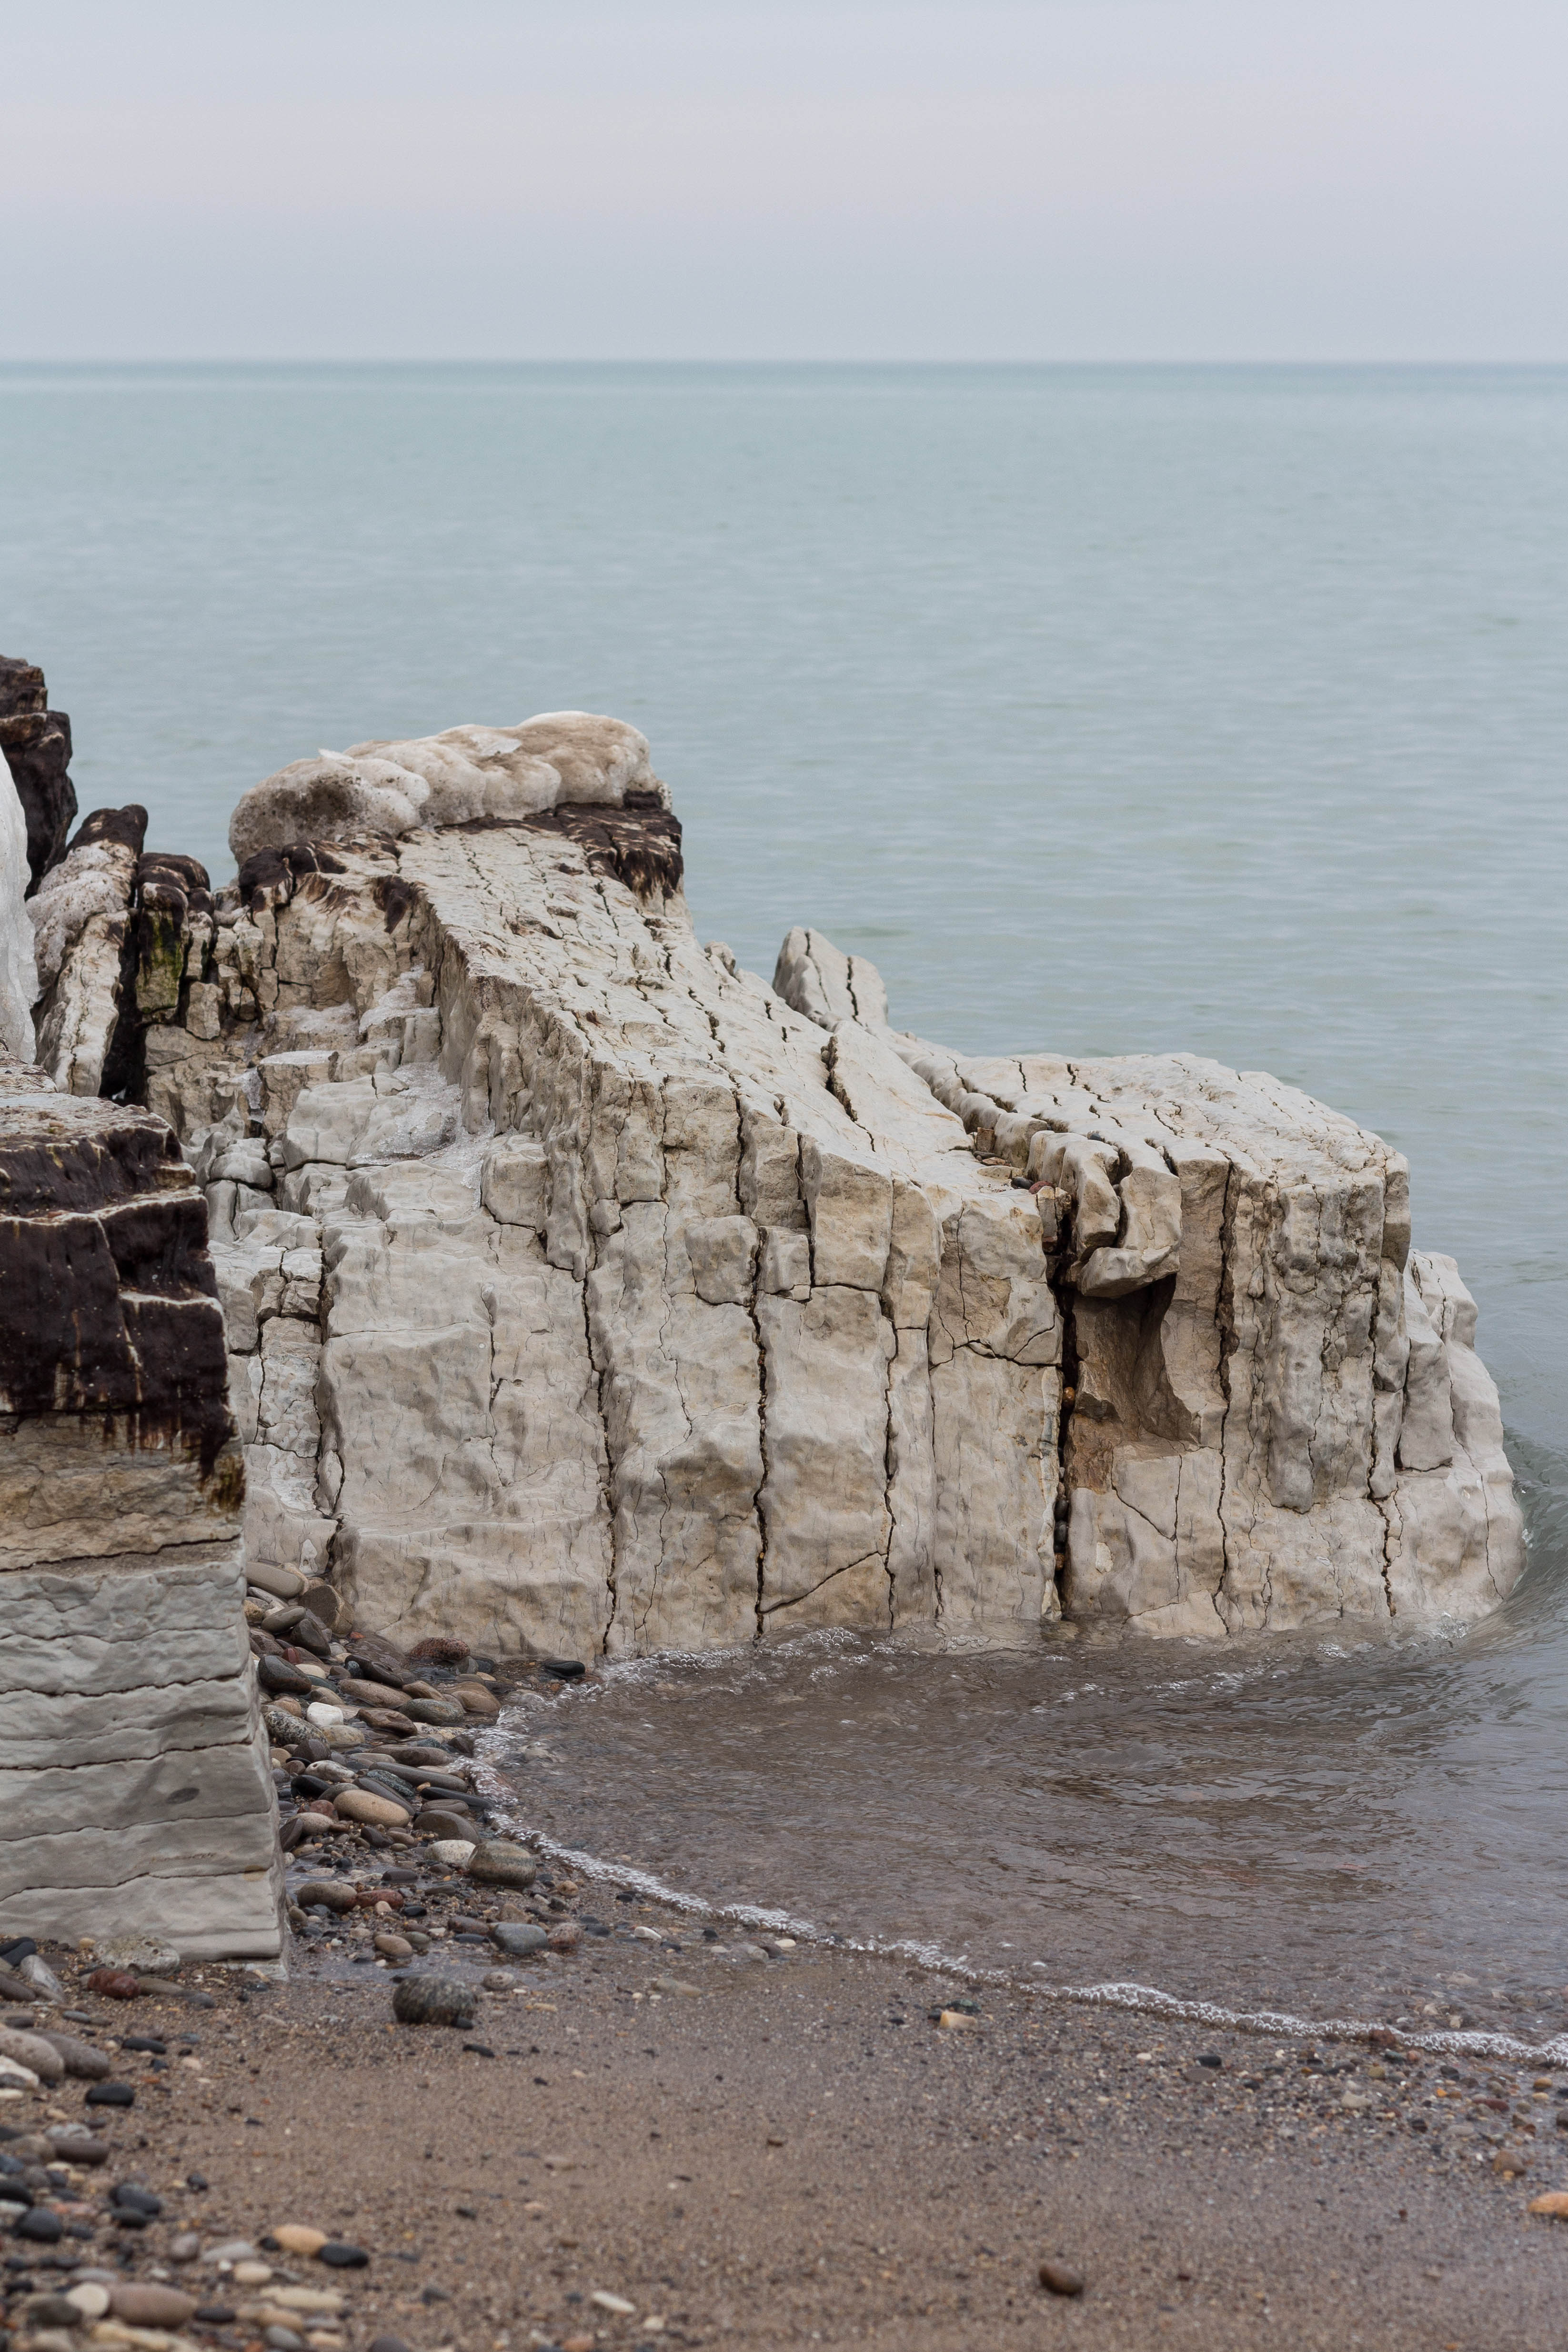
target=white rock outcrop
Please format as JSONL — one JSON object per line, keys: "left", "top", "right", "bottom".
{"left": 132, "top": 714, "right": 1521, "bottom": 1658}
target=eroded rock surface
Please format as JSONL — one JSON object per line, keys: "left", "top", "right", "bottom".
{"left": 130, "top": 712, "right": 1521, "bottom": 1656}
{"left": 0, "top": 1057, "right": 281, "bottom": 1954}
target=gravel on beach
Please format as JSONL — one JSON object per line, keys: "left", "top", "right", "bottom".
{"left": 9, "top": 1628, "right": 1568, "bottom": 2350}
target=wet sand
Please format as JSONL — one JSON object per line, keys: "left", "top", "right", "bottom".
{"left": 18, "top": 1915, "right": 1568, "bottom": 2352}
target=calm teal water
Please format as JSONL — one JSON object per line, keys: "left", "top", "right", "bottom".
{"left": 4, "top": 362, "right": 1563, "bottom": 1444}
{"left": 7, "top": 364, "right": 1568, "bottom": 2019}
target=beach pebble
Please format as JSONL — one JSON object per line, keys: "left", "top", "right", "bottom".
{"left": 1494, "top": 2146, "right": 1531, "bottom": 2176}
{"left": 392, "top": 1976, "right": 475, "bottom": 2028}
{"left": 402, "top": 1697, "right": 465, "bottom": 1727}
{"left": 259, "top": 1657, "right": 314, "bottom": 1698}
{"left": 291, "top": 1812, "right": 342, "bottom": 1841}
{"left": 19, "top": 2293, "right": 83, "bottom": 2331}
{"left": 590, "top": 2291, "right": 636, "bottom": 2315}
{"left": 0, "top": 2025, "right": 65, "bottom": 2081}
{"left": 320, "top": 2241, "right": 369, "bottom": 2268}
{"left": 428, "top": 1839, "right": 476, "bottom": 1868}
{"left": 491, "top": 1922, "right": 547, "bottom": 1959}
{"left": 84, "top": 2081, "right": 135, "bottom": 2108}
{"left": 15, "top": 2207, "right": 64, "bottom": 2241}
{"left": 547, "top": 1922, "right": 582, "bottom": 1954}
{"left": 17, "top": 1953, "right": 65, "bottom": 2003}
{"left": 203, "top": 2238, "right": 258, "bottom": 2263}
{"left": 93, "top": 1936, "right": 181, "bottom": 1976}
{"left": 111, "top": 2184, "right": 164, "bottom": 2218}
{"left": 1528, "top": 2191, "right": 1568, "bottom": 2219}
{"left": 467, "top": 1839, "right": 538, "bottom": 1890}
{"left": 415, "top": 1807, "right": 477, "bottom": 1841}
{"left": 263, "top": 2326, "right": 305, "bottom": 2352}
{"left": 83, "top": 1970, "right": 140, "bottom": 2002}
{"left": 64, "top": 2284, "right": 111, "bottom": 2320}
{"left": 233, "top": 2261, "right": 274, "bottom": 2286}
{"left": 373, "top": 1933, "right": 413, "bottom": 1962}
{"left": 369, "top": 2336, "right": 413, "bottom": 2352}
{"left": 448, "top": 1681, "right": 502, "bottom": 1720}
{"left": 1039, "top": 2259, "right": 1086, "bottom": 2298}
{"left": 46, "top": 2131, "right": 108, "bottom": 2166}
{"left": 651, "top": 1977, "right": 702, "bottom": 1999}
{"left": 334, "top": 1789, "right": 411, "bottom": 1829}
{"left": 34, "top": 2032, "right": 112, "bottom": 2080}
{"left": 109, "top": 2283, "right": 197, "bottom": 2326}
{"left": 482, "top": 1970, "right": 516, "bottom": 1991}
{"left": 293, "top": 1880, "right": 357, "bottom": 1914}
{"left": 937, "top": 2010, "right": 977, "bottom": 2030}
{"left": 168, "top": 2232, "right": 201, "bottom": 2262}
{"left": 272, "top": 2226, "right": 328, "bottom": 2256}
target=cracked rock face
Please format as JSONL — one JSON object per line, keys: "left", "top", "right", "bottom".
{"left": 0, "top": 1055, "right": 281, "bottom": 1955}
{"left": 141, "top": 712, "right": 1520, "bottom": 1655}
{"left": 893, "top": 1045, "right": 1521, "bottom": 1635}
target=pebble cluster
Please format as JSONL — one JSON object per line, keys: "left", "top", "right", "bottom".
{"left": 0, "top": 1604, "right": 804, "bottom": 2352}
{"left": 0, "top": 1925, "right": 384, "bottom": 2352}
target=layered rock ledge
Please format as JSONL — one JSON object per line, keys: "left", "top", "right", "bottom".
{"left": 0, "top": 1055, "right": 281, "bottom": 1955}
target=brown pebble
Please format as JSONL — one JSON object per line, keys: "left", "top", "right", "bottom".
{"left": 109, "top": 2283, "right": 198, "bottom": 2326}
{"left": 1039, "top": 2259, "right": 1085, "bottom": 2298}
{"left": 83, "top": 1970, "right": 140, "bottom": 2001}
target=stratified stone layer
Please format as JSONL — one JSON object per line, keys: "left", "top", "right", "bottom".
{"left": 0, "top": 1057, "right": 281, "bottom": 1955}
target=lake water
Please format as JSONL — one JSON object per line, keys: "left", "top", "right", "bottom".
{"left": 5, "top": 362, "right": 1567, "bottom": 2032}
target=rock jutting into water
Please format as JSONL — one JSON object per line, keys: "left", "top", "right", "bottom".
{"left": 187, "top": 714, "right": 1525, "bottom": 1649}
{"left": 0, "top": 694, "right": 1524, "bottom": 1708}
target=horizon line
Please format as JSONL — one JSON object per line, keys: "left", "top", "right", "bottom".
{"left": 4, "top": 353, "right": 1568, "bottom": 372}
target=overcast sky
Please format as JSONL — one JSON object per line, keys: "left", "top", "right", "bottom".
{"left": 4, "top": 0, "right": 1562, "bottom": 361}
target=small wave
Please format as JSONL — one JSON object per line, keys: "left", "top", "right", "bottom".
{"left": 473, "top": 1740, "right": 1568, "bottom": 2068}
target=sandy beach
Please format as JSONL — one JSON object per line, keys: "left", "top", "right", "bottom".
{"left": 9, "top": 1882, "right": 1568, "bottom": 2352}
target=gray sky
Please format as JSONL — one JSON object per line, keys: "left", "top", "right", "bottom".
{"left": 4, "top": 0, "right": 1562, "bottom": 360}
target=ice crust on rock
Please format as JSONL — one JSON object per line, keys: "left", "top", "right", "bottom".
{"left": 126, "top": 713, "right": 1520, "bottom": 1656}
{"left": 227, "top": 711, "right": 669, "bottom": 864}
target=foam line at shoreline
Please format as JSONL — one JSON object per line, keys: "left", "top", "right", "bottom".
{"left": 474, "top": 1756, "right": 1568, "bottom": 2071}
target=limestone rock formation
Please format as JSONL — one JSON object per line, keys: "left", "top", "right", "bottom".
{"left": 121, "top": 713, "right": 1520, "bottom": 1657}
{"left": 0, "top": 1057, "right": 281, "bottom": 1953}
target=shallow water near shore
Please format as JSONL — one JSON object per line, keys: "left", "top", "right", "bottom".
{"left": 492, "top": 1431, "right": 1568, "bottom": 2047}
{"left": 6, "top": 361, "right": 1568, "bottom": 2036}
